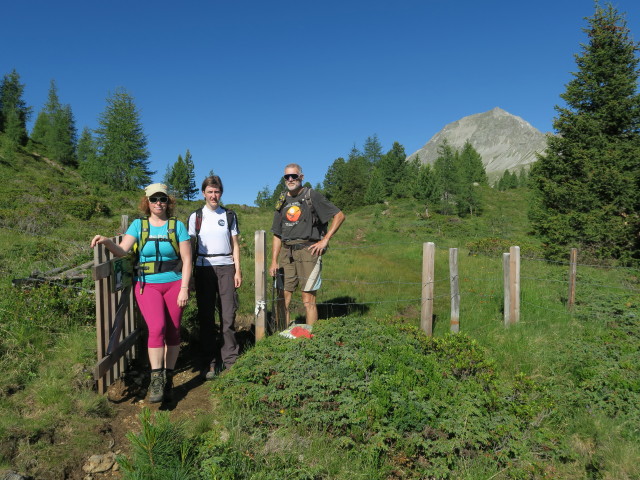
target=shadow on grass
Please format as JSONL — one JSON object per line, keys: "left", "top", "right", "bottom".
{"left": 317, "top": 296, "right": 370, "bottom": 320}
{"left": 287, "top": 296, "right": 370, "bottom": 323}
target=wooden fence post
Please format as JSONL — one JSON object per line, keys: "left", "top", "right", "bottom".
{"left": 421, "top": 242, "right": 435, "bottom": 336}
{"left": 503, "top": 252, "right": 510, "bottom": 326}
{"left": 255, "top": 230, "right": 267, "bottom": 341}
{"left": 568, "top": 248, "right": 578, "bottom": 311}
{"left": 449, "top": 248, "right": 460, "bottom": 333}
{"left": 509, "top": 246, "right": 520, "bottom": 324}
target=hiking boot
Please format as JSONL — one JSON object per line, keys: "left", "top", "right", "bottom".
{"left": 205, "top": 362, "right": 226, "bottom": 380}
{"left": 164, "top": 369, "right": 174, "bottom": 402}
{"left": 149, "top": 370, "right": 165, "bottom": 403}
{"left": 204, "top": 364, "right": 218, "bottom": 381}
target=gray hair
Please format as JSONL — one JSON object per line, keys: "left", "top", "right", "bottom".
{"left": 284, "top": 163, "right": 302, "bottom": 174}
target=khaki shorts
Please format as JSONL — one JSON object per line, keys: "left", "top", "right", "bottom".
{"left": 278, "top": 245, "right": 322, "bottom": 292}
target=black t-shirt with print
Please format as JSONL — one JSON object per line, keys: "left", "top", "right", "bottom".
{"left": 271, "top": 188, "right": 340, "bottom": 242}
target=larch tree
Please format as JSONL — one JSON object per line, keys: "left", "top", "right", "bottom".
{"left": 29, "top": 80, "right": 77, "bottom": 166}
{"left": 77, "top": 127, "right": 101, "bottom": 182}
{"left": 529, "top": 2, "right": 640, "bottom": 262}
{"left": 94, "top": 88, "right": 153, "bottom": 190}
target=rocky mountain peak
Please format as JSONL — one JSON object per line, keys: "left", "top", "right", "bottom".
{"left": 407, "top": 107, "right": 549, "bottom": 182}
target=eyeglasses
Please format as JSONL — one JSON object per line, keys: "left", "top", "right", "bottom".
{"left": 149, "top": 196, "right": 168, "bottom": 204}
{"left": 283, "top": 174, "right": 300, "bottom": 181}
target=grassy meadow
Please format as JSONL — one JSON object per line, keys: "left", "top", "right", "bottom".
{"left": 1, "top": 153, "right": 639, "bottom": 479}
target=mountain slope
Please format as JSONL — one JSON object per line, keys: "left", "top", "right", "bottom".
{"left": 407, "top": 107, "right": 549, "bottom": 182}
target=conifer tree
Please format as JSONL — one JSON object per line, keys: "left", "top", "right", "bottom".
{"left": 377, "top": 141, "right": 407, "bottom": 198}
{"left": 183, "top": 149, "right": 198, "bottom": 200}
{"left": 454, "top": 141, "right": 485, "bottom": 215}
{"left": 497, "top": 169, "right": 519, "bottom": 190}
{"left": 77, "top": 127, "right": 101, "bottom": 182}
{"left": 433, "top": 140, "right": 459, "bottom": 215}
{"left": 364, "top": 167, "right": 385, "bottom": 204}
{"left": 50, "top": 103, "right": 77, "bottom": 166}
{"left": 458, "top": 141, "right": 487, "bottom": 185}
{"left": 529, "top": 3, "right": 640, "bottom": 262}
{"left": 337, "top": 147, "right": 370, "bottom": 210}
{"left": 323, "top": 157, "right": 346, "bottom": 202}
{"left": 255, "top": 185, "right": 272, "bottom": 208}
{"left": 403, "top": 156, "right": 422, "bottom": 199}
{"left": 28, "top": 81, "right": 77, "bottom": 165}
{"left": 518, "top": 168, "right": 529, "bottom": 187}
{"left": 164, "top": 150, "right": 198, "bottom": 200}
{"left": 165, "top": 154, "right": 188, "bottom": 198}
{"left": 0, "top": 109, "right": 23, "bottom": 160}
{"left": 0, "top": 69, "right": 31, "bottom": 147}
{"left": 270, "top": 178, "right": 286, "bottom": 206}
{"left": 29, "top": 111, "right": 48, "bottom": 151}
{"left": 415, "top": 162, "right": 440, "bottom": 204}
{"left": 363, "top": 134, "right": 384, "bottom": 164}
{"left": 94, "top": 88, "right": 153, "bottom": 190}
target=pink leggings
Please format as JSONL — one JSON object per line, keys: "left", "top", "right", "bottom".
{"left": 134, "top": 280, "right": 183, "bottom": 348}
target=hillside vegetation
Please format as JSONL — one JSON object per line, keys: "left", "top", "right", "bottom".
{"left": 1, "top": 151, "right": 639, "bottom": 479}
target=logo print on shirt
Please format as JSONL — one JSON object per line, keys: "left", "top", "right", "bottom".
{"left": 286, "top": 205, "right": 301, "bottom": 222}
{"left": 218, "top": 219, "right": 226, "bottom": 227}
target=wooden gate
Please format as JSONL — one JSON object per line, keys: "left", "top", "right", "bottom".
{"left": 92, "top": 220, "right": 142, "bottom": 394}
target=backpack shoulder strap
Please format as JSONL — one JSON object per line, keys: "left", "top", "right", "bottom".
{"left": 275, "top": 191, "right": 287, "bottom": 212}
{"left": 167, "top": 217, "right": 180, "bottom": 256}
{"left": 224, "top": 208, "right": 237, "bottom": 234}
{"left": 304, "top": 187, "right": 313, "bottom": 210}
{"left": 133, "top": 216, "right": 150, "bottom": 255}
{"left": 193, "top": 207, "right": 204, "bottom": 235}
{"left": 302, "top": 187, "right": 318, "bottom": 223}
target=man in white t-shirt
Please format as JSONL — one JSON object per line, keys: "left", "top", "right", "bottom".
{"left": 188, "top": 175, "right": 241, "bottom": 379}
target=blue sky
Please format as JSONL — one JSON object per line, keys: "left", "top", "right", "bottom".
{"left": 3, "top": 0, "right": 640, "bottom": 205}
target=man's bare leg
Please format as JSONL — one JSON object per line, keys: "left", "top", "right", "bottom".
{"left": 301, "top": 291, "right": 318, "bottom": 325}
{"left": 284, "top": 290, "right": 293, "bottom": 326}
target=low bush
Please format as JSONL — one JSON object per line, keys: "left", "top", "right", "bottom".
{"left": 62, "top": 196, "right": 111, "bottom": 220}
{"left": 466, "top": 237, "right": 544, "bottom": 258}
{"left": 197, "top": 318, "right": 556, "bottom": 478}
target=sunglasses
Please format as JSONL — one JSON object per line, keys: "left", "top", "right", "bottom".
{"left": 283, "top": 174, "right": 300, "bottom": 181}
{"left": 149, "top": 196, "right": 168, "bottom": 204}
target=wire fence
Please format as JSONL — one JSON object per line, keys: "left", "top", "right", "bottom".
{"left": 263, "top": 238, "right": 640, "bottom": 335}
{"left": 6, "top": 223, "right": 639, "bottom": 338}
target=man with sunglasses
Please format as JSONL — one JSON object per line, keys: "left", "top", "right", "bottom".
{"left": 269, "top": 163, "right": 345, "bottom": 326}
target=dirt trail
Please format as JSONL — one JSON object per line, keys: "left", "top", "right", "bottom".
{"left": 88, "top": 320, "right": 255, "bottom": 480}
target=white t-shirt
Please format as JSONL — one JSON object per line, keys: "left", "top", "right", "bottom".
{"left": 188, "top": 206, "right": 239, "bottom": 266}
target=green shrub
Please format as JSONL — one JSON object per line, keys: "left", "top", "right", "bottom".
{"left": 208, "top": 318, "right": 555, "bottom": 478}
{"left": 62, "top": 196, "right": 111, "bottom": 220}
{"left": 466, "top": 236, "right": 544, "bottom": 258}
{"left": 118, "top": 408, "right": 197, "bottom": 480}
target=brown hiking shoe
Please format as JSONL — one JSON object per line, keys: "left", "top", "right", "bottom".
{"left": 149, "top": 370, "right": 165, "bottom": 403}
